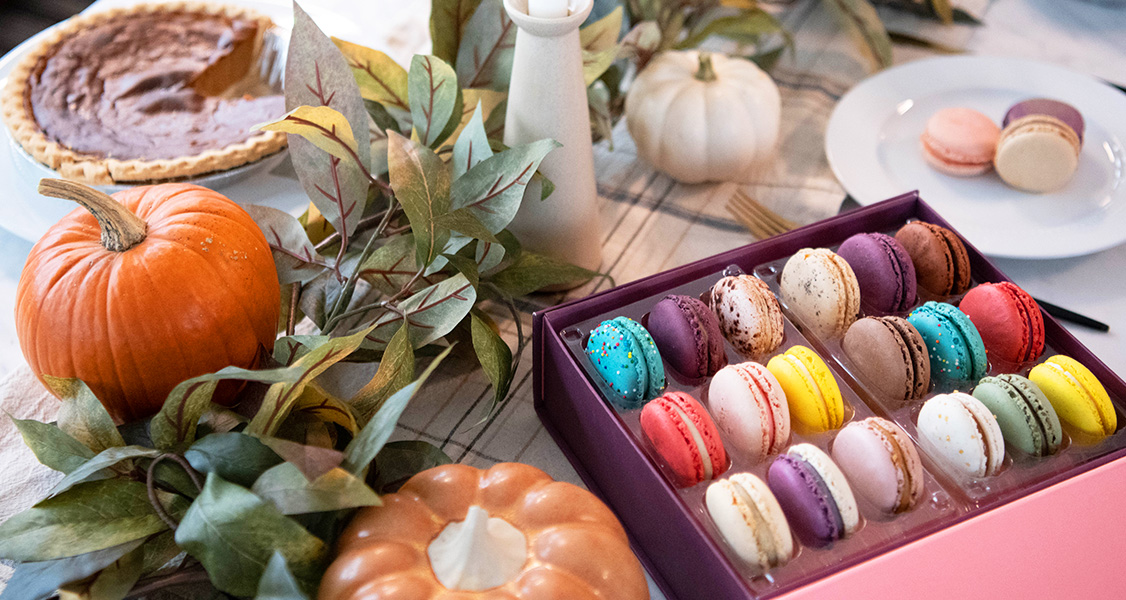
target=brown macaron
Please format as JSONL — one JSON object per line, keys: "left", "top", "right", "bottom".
{"left": 894, "top": 222, "right": 971, "bottom": 296}
{"left": 843, "top": 316, "right": 931, "bottom": 404}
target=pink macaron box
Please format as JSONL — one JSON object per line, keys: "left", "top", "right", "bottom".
{"left": 532, "top": 191, "right": 1126, "bottom": 600}
{"left": 752, "top": 237, "right": 1126, "bottom": 509}
{"left": 564, "top": 264, "right": 960, "bottom": 596}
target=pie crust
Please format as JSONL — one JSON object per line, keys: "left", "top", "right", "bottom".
{"left": 1, "top": 2, "right": 288, "bottom": 185}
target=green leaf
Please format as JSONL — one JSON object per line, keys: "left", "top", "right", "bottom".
{"left": 45, "top": 377, "right": 125, "bottom": 453}
{"left": 488, "top": 251, "right": 597, "bottom": 297}
{"left": 286, "top": 3, "right": 370, "bottom": 241}
{"left": 175, "top": 474, "right": 327, "bottom": 597}
{"left": 471, "top": 310, "right": 513, "bottom": 406}
{"left": 0, "top": 539, "right": 144, "bottom": 600}
{"left": 184, "top": 433, "right": 282, "bottom": 488}
{"left": 583, "top": 48, "right": 618, "bottom": 86}
{"left": 825, "top": 0, "right": 893, "bottom": 68}
{"left": 343, "top": 346, "right": 452, "bottom": 474}
{"left": 387, "top": 130, "right": 452, "bottom": 266}
{"left": 252, "top": 463, "right": 380, "bottom": 515}
{"left": 475, "top": 239, "right": 506, "bottom": 274}
{"left": 450, "top": 139, "right": 560, "bottom": 233}
{"left": 258, "top": 437, "right": 344, "bottom": 481}
{"left": 246, "top": 205, "right": 327, "bottom": 286}
{"left": 431, "top": 0, "right": 485, "bottom": 65}
{"left": 442, "top": 253, "right": 481, "bottom": 289}
{"left": 10, "top": 418, "right": 94, "bottom": 474}
{"left": 364, "top": 99, "right": 403, "bottom": 136}
{"left": 49, "top": 445, "right": 160, "bottom": 498}
{"left": 676, "top": 10, "right": 787, "bottom": 49}
{"left": 409, "top": 55, "right": 461, "bottom": 148}
{"left": 255, "top": 106, "right": 360, "bottom": 164}
{"left": 581, "top": 6, "right": 623, "bottom": 52}
{"left": 355, "top": 234, "right": 419, "bottom": 296}
{"left": 274, "top": 335, "right": 331, "bottom": 365}
{"left": 152, "top": 366, "right": 303, "bottom": 451}
{"left": 452, "top": 102, "right": 493, "bottom": 180}
{"left": 247, "top": 327, "right": 373, "bottom": 437}
{"left": 0, "top": 480, "right": 182, "bottom": 561}
{"left": 363, "top": 274, "right": 477, "bottom": 351}
{"left": 370, "top": 440, "right": 452, "bottom": 494}
{"left": 333, "top": 38, "right": 410, "bottom": 113}
{"left": 434, "top": 208, "right": 499, "bottom": 243}
{"left": 588, "top": 80, "right": 613, "bottom": 147}
{"left": 255, "top": 551, "right": 310, "bottom": 600}
{"left": 139, "top": 530, "right": 182, "bottom": 577}
{"left": 456, "top": 0, "right": 516, "bottom": 90}
{"left": 58, "top": 542, "right": 144, "bottom": 600}
{"left": 351, "top": 322, "right": 415, "bottom": 425}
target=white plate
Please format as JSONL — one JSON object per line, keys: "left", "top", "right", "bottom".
{"left": 826, "top": 56, "right": 1126, "bottom": 259}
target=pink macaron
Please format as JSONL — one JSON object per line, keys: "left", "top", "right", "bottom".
{"left": 831, "top": 417, "right": 925, "bottom": 514}
{"left": 920, "top": 107, "right": 1001, "bottom": 176}
{"left": 708, "top": 362, "right": 790, "bottom": 463}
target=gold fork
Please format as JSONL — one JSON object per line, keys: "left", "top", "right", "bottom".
{"left": 726, "top": 190, "right": 798, "bottom": 239}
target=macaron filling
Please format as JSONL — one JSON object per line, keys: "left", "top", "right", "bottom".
{"left": 669, "top": 401, "right": 714, "bottom": 480}
{"left": 886, "top": 317, "right": 929, "bottom": 398}
{"left": 879, "top": 236, "right": 913, "bottom": 311}
{"left": 778, "top": 453, "right": 845, "bottom": 540}
{"left": 729, "top": 479, "right": 781, "bottom": 568}
{"left": 784, "top": 353, "right": 838, "bottom": 428}
{"left": 733, "top": 364, "right": 778, "bottom": 454}
{"left": 614, "top": 317, "right": 666, "bottom": 398}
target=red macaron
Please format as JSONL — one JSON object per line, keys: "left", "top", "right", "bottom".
{"left": 640, "top": 391, "right": 728, "bottom": 487}
{"left": 959, "top": 282, "right": 1045, "bottom": 364}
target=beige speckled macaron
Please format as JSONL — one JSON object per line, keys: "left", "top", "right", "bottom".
{"left": 994, "top": 115, "right": 1081, "bottom": 193}
{"left": 708, "top": 275, "right": 785, "bottom": 356}
{"left": 779, "top": 248, "right": 860, "bottom": 338}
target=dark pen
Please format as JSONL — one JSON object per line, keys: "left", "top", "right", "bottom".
{"left": 1034, "top": 297, "right": 1110, "bottom": 332}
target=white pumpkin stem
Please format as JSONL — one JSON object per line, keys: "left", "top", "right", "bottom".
{"left": 695, "top": 52, "right": 717, "bottom": 82}
{"left": 38, "top": 179, "right": 147, "bottom": 252}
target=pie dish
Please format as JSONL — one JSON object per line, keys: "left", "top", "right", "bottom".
{"left": 1, "top": 2, "right": 287, "bottom": 185}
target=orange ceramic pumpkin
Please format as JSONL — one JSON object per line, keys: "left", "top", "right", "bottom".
{"left": 15, "top": 179, "right": 280, "bottom": 423}
{"left": 319, "top": 463, "right": 649, "bottom": 600}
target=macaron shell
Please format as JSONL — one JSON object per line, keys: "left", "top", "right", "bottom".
{"left": 780, "top": 248, "right": 860, "bottom": 338}
{"left": 613, "top": 316, "right": 666, "bottom": 400}
{"left": 919, "top": 107, "right": 1000, "bottom": 173}
{"left": 709, "top": 275, "right": 785, "bottom": 356}
{"left": 1030, "top": 356, "right": 1117, "bottom": 442}
{"left": 908, "top": 302, "right": 987, "bottom": 382}
{"left": 708, "top": 362, "right": 790, "bottom": 462}
{"left": 833, "top": 418, "right": 924, "bottom": 513}
{"left": 842, "top": 316, "right": 930, "bottom": 403}
{"left": 586, "top": 320, "right": 649, "bottom": 408}
{"left": 705, "top": 474, "right": 793, "bottom": 573}
{"left": 895, "top": 222, "right": 971, "bottom": 296}
{"left": 917, "top": 392, "right": 1003, "bottom": 478}
{"left": 837, "top": 233, "right": 917, "bottom": 313}
{"left": 930, "top": 302, "right": 988, "bottom": 381}
{"left": 648, "top": 295, "right": 727, "bottom": 379}
{"left": 767, "top": 346, "right": 845, "bottom": 434}
{"left": 641, "top": 392, "right": 728, "bottom": 487}
{"left": 788, "top": 443, "right": 859, "bottom": 535}
{"left": 768, "top": 453, "right": 844, "bottom": 547}
{"left": 973, "top": 374, "right": 1061, "bottom": 456}
{"left": 1004, "top": 98, "right": 1085, "bottom": 142}
{"left": 994, "top": 115, "right": 1081, "bottom": 193}
{"left": 959, "top": 282, "right": 1045, "bottom": 364}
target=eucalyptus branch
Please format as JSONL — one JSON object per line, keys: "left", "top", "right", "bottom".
{"left": 323, "top": 227, "right": 385, "bottom": 333}
{"left": 313, "top": 208, "right": 401, "bottom": 254}
{"left": 145, "top": 454, "right": 202, "bottom": 530}
{"left": 287, "top": 283, "right": 299, "bottom": 337}
{"left": 126, "top": 568, "right": 212, "bottom": 599}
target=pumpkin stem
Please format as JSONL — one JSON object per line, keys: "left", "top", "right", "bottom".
{"left": 38, "top": 179, "right": 147, "bottom": 252}
{"left": 695, "top": 52, "right": 717, "bottom": 82}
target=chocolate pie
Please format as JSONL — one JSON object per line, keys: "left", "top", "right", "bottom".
{"left": 2, "top": 2, "right": 287, "bottom": 185}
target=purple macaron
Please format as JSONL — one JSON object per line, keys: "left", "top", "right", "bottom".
{"left": 1003, "top": 98, "right": 1084, "bottom": 143}
{"left": 837, "top": 233, "right": 917, "bottom": 313}
{"left": 767, "top": 444, "right": 859, "bottom": 548}
{"left": 647, "top": 294, "right": 727, "bottom": 379}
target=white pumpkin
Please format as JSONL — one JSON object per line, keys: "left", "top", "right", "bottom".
{"left": 625, "top": 50, "right": 782, "bottom": 184}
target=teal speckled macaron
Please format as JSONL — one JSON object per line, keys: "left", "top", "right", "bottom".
{"left": 973, "top": 374, "right": 1062, "bottom": 456}
{"left": 908, "top": 301, "right": 988, "bottom": 382}
{"left": 586, "top": 317, "right": 666, "bottom": 409}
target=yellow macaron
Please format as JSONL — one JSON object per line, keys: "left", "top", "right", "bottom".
{"left": 767, "top": 346, "right": 845, "bottom": 434}
{"left": 1029, "top": 355, "right": 1116, "bottom": 444}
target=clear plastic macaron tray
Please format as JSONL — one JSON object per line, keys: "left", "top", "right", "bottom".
{"left": 556, "top": 221, "right": 1126, "bottom": 599}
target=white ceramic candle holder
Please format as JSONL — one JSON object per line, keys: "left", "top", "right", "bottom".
{"left": 503, "top": 0, "right": 603, "bottom": 275}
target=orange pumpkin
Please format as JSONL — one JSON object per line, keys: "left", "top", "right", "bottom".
{"left": 15, "top": 179, "right": 280, "bottom": 423}
{"left": 319, "top": 463, "right": 649, "bottom": 600}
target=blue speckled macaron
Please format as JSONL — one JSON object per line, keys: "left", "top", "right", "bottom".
{"left": 586, "top": 317, "right": 666, "bottom": 409}
{"left": 908, "top": 301, "right": 988, "bottom": 382}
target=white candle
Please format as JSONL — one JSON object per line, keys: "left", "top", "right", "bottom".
{"left": 527, "top": 0, "right": 569, "bottom": 18}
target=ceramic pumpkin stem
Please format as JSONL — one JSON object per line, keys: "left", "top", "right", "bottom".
{"left": 38, "top": 178, "right": 147, "bottom": 252}
{"left": 695, "top": 52, "right": 717, "bottom": 82}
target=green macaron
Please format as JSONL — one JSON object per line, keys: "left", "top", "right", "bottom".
{"left": 973, "top": 374, "right": 1062, "bottom": 456}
